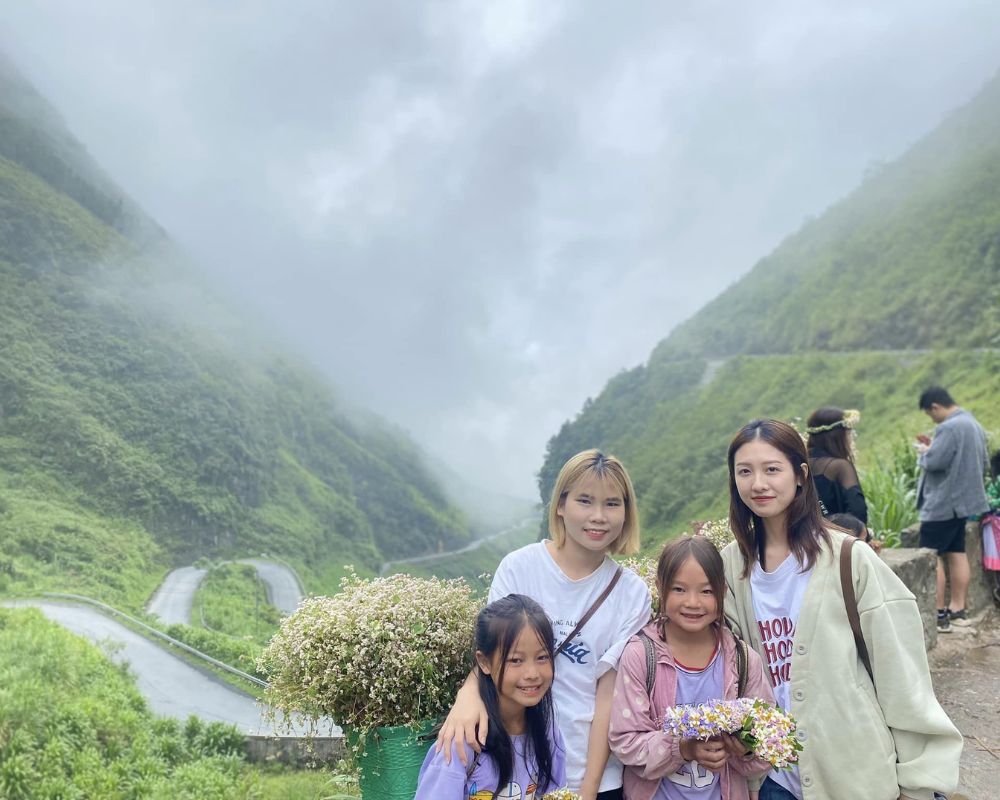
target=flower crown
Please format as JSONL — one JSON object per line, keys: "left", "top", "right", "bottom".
{"left": 805, "top": 408, "right": 860, "bottom": 434}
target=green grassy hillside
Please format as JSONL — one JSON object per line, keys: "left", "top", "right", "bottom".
{"left": 654, "top": 71, "right": 1000, "bottom": 362}
{"left": 0, "top": 59, "right": 469, "bottom": 606}
{"left": 541, "top": 69, "right": 1000, "bottom": 553}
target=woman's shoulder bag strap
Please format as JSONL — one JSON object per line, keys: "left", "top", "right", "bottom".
{"left": 555, "top": 565, "right": 623, "bottom": 656}
{"left": 840, "top": 536, "right": 874, "bottom": 685}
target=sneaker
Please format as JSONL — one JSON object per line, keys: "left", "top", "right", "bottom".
{"left": 937, "top": 609, "right": 951, "bottom": 632}
{"left": 948, "top": 608, "right": 971, "bottom": 627}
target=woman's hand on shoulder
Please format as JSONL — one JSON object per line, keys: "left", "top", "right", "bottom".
{"left": 434, "top": 679, "right": 488, "bottom": 765}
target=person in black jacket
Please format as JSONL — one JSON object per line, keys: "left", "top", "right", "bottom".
{"left": 806, "top": 407, "right": 868, "bottom": 524}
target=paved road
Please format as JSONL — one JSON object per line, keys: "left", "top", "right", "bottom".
{"left": 6, "top": 599, "right": 278, "bottom": 732}
{"left": 379, "top": 516, "right": 536, "bottom": 575}
{"left": 146, "top": 565, "right": 207, "bottom": 625}
{"left": 6, "top": 599, "right": 341, "bottom": 737}
{"left": 238, "top": 559, "right": 303, "bottom": 615}
{"left": 147, "top": 560, "right": 303, "bottom": 624}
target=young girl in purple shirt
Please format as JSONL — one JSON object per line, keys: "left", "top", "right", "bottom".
{"left": 416, "top": 594, "right": 567, "bottom": 800}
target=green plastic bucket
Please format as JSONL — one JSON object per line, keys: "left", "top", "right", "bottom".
{"left": 344, "top": 719, "right": 438, "bottom": 800}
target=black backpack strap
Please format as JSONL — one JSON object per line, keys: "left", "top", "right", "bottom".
{"left": 722, "top": 619, "right": 749, "bottom": 697}
{"left": 735, "top": 636, "right": 748, "bottom": 697}
{"left": 638, "top": 629, "right": 656, "bottom": 697}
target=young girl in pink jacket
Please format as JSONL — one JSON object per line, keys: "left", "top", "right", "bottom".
{"left": 609, "top": 536, "right": 774, "bottom": 800}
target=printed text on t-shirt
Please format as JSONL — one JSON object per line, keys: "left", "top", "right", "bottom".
{"left": 758, "top": 615, "right": 795, "bottom": 687}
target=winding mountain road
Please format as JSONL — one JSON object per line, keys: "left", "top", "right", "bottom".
{"left": 146, "top": 565, "right": 208, "bottom": 625}
{"left": 6, "top": 599, "right": 281, "bottom": 733}
{"left": 146, "top": 559, "right": 303, "bottom": 625}
{"left": 237, "top": 558, "right": 303, "bottom": 615}
{"left": 378, "top": 516, "right": 537, "bottom": 575}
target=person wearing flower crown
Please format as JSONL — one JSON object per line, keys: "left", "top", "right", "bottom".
{"left": 805, "top": 407, "right": 868, "bottom": 525}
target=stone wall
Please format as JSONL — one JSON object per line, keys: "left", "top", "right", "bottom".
{"left": 879, "top": 546, "right": 938, "bottom": 649}
{"left": 900, "top": 521, "right": 997, "bottom": 615}
{"left": 245, "top": 735, "right": 344, "bottom": 765}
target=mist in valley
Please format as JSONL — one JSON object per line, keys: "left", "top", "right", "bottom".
{"left": 4, "top": 0, "right": 1000, "bottom": 507}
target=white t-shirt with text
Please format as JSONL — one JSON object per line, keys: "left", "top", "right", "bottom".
{"left": 750, "top": 553, "right": 812, "bottom": 800}
{"left": 489, "top": 541, "right": 651, "bottom": 793}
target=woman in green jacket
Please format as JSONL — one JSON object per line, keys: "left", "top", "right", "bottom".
{"left": 721, "top": 418, "right": 961, "bottom": 800}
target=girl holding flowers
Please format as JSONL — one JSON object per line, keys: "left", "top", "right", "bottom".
{"left": 722, "top": 419, "right": 961, "bottom": 800}
{"left": 438, "top": 450, "right": 653, "bottom": 800}
{"left": 609, "top": 535, "right": 775, "bottom": 800}
{"left": 415, "top": 594, "right": 566, "bottom": 800}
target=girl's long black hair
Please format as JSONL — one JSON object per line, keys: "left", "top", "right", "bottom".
{"left": 476, "top": 593, "right": 557, "bottom": 799}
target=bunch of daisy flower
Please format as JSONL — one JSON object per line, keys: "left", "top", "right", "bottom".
{"left": 663, "top": 698, "right": 802, "bottom": 770}
{"left": 692, "top": 518, "right": 735, "bottom": 551}
{"left": 542, "top": 790, "right": 583, "bottom": 800}
{"left": 621, "top": 556, "right": 658, "bottom": 615}
{"left": 257, "top": 568, "right": 482, "bottom": 733}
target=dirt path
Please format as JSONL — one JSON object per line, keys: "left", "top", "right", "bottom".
{"left": 928, "top": 607, "right": 1000, "bottom": 799}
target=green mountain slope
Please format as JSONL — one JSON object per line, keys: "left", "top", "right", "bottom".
{"left": 541, "top": 70, "right": 1000, "bottom": 549}
{"left": 655, "top": 71, "right": 1000, "bottom": 361}
{"left": 0, "top": 58, "right": 468, "bottom": 606}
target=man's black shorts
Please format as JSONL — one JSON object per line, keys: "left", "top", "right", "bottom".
{"left": 919, "top": 517, "right": 967, "bottom": 554}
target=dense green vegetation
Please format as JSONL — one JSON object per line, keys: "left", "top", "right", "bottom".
{"left": 652, "top": 72, "right": 1000, "bottom": 361}
{"left": 0, "top": 607, "right": 352, "bottom": 799}
{"left": 194, "top": 563, "right": 282, "bottom": 647}
{"left": 541, "top": 70, "right": 1000, "bottom": 553}
{"left": 0, "top": 606, "right": 249, "bottom": 798}
{"left": 546, "top": 351, "right": 1000, "bottom": 553}
{"left": 0, "top": 59, "right": 470, "bottom": 608}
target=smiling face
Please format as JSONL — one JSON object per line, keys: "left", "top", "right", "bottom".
{"left": 477, "top": 622, "right": 553, "bottom": 723}
{"left": 663, "top": 554, "right": 720, "bottom": 636}
{"left": 733, "top": 438, "right": 806, "bottom": 523}
{"left": 556, "top": 474, "right": 626, "bottom": 556}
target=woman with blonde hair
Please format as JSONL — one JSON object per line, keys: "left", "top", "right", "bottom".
{"left": 437, "top": 449, "right": 652, "bottom": 800}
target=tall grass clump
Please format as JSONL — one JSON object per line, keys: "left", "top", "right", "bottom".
{"left": 861, "top": 438, "right": 920, "bottom": 547}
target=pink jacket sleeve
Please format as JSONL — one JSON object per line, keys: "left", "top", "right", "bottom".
{"left": 727, "top": 646, "right": 776, "bottom": 778}
{"left": 608, "top": 639, "right": 686, "bottom": 780}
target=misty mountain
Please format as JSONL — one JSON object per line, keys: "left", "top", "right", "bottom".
{"left": 0, "top": 55, "right": 470, "bottom": 606}
{"left": 540, "top": 70, "right": 1000, "bottom": 543}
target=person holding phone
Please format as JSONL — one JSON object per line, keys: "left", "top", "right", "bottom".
{"left": 915, "top": 386, "right": 990, "bottom": 632}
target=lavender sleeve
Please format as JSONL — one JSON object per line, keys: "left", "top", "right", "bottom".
{"left": 546, "top": 724, "right": 568, "bottom": 793}
{"left": 414, "top": 741, "right": 478, "bottom": 800}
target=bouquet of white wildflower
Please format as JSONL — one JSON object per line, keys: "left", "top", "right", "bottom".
{"left": 258, "top": 569, "right": 483, "bottom": 732}
{"left": 542, "top": 790, "right": 583, "bottom": 800}
{"left": 621, "top": 556, "right": 658, "bottom": 614}
{"left": 693, "top": 518, "right": 735, "bottom": 551}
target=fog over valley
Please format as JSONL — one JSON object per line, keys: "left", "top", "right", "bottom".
{"left": 4, "top": 1, "right": 1000, "bottom": 499}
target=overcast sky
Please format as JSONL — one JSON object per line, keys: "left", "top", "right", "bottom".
{"left": 3, "top": 2, "right": 1000, "bottom": 500}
